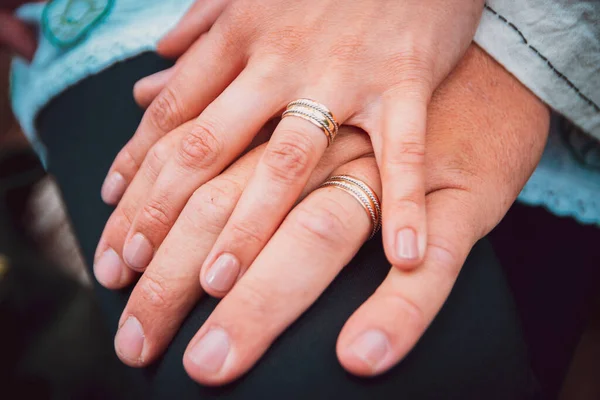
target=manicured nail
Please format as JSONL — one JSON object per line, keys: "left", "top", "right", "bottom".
{"left": 395, "top": 228, "right": 418, "bottom": 261}
{"left": 94, "top": 248, "right": 125, "bottom": 287}
{"left": 205, "top": 253, "right": 240, "bottom": 292}
{"left": 123, "top": 233, "right": 154, "bottom": 271}
{"left": 349, "top": 329, "right": 390, "bottom": 371}
{"left": 188, "top": 328, "right": 230, "bottom": 373}
{"left": 115, "top": 316, "right": 145, "bottom": 363}
{"left": 101, "top": 172, "right": 126, "bottom": 205}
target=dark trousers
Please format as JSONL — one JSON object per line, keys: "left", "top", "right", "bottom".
{"left": 37, "top": 53, "right": 537, "bottom": 399}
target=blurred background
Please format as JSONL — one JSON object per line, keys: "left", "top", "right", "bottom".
{"left": 1, "top": 45, "right": 600, "bottom": 398}
{"left": 0, "top": 48, "right": 132, "bottom": 398}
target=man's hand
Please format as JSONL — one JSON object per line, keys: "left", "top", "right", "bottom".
{"left": 112, "top": 44, "right": 550, "bottom": 384}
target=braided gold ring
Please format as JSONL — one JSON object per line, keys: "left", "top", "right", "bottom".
{"left": 282, "top": 98, "right": 339, "bottom": 146}
{"left": 319, "top": 175, "right": 381, "bottom": 239}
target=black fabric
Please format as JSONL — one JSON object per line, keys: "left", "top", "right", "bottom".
{"left": 37, "top": 53, "right": 538, "bottom": 400}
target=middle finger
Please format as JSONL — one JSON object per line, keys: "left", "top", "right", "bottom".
{"left": 114, "top": 129, "right": 372, "bottom": 366}
{"left": 120, "top": 68, "right": 286, "bottom": 272}
{"left": 200, "top": 96, "right": 355, "bottom": 297}
{"left": 185, "top": 156, "right": 380, "bottom": 385}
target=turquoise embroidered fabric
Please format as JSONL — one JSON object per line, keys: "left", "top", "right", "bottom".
{"left": 42, "top": 0, "right": 115, "bottom": 47}
{"left": 11, "top": 0, "right": 195, "bottom": 160}
{"left": 10, "top": 1, "right": 600, "bottom": 226}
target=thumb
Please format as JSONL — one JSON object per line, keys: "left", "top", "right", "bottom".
{"left": 337, "top": 187, "right": 484, "bottom": 376}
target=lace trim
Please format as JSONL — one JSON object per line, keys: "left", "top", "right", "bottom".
{"left": 518, "top": 176, "right": 600, "bottom": 226}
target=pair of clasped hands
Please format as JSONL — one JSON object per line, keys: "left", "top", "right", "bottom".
{"left": 90, "top": 0, "right": 548, "bottom": 386}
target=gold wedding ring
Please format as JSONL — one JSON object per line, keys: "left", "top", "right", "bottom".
{"left": 320, "top": 175, "right": 381, "bottom": 239}
{"left": 282, "top": 99, "right": 339, "bottom": 146}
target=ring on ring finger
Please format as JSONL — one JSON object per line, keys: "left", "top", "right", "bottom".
{"left": 282, "top": 98, "right": 340, "bottom": 145}
{"left": 320, "top": 175, "right": 381, "bottom": 239}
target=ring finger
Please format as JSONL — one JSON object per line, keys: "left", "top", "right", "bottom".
{"left": 200, "top": 96, "right": 355, "bottom": 296}
{"left": 185, "top": 157, "right": 380, "bottom": 385}
{"left": 94, "top": 127, "right": 187, "bottom": 288}
{"left": 114, "top": 130, "right": 373, "bottom": 365}
{"left": 118, "top": 67, "right": 289, "bottom": 273}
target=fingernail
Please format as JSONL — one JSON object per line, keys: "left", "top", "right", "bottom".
{"left": 205, "top": 253, "right": 240, "bottom": 293}
{"left": 349, "top": 329, "right": 390, "bottom": 371}
{"left": 94, "top": 248, "right": 125, "bottom": 287}
{"left": 101, "top": 172, "right": 126, "bottom": 205}
{"left": 395, "top": 228, "right": 418, "bottom": 261}
{"left": 188, "top": 328, "right": 230, "bottom": 373}
{"left": 115, "top": 316, "right": 145, "bottom": 363}
{"left": 123, "top": 233, "right": 154, "bottom": 271}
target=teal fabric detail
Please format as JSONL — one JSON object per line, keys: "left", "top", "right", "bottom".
{"left": 42, "top": 0, "right": 115, "bottom": 48}
{"left": 517, "top": 116, "right": 600, "bottom": 226}
{"left": 10, "top": 0, "right": 194, "bottom": 165}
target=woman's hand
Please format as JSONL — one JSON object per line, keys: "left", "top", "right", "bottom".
{"left": 100, "top": 0, "right": 485, "bottom": 281}
{"left": 108, "top": 45, "right": 550, "bottom": 384}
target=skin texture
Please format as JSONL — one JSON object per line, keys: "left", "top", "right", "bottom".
{"left": 108, "top": 44, "right": 550, "bottom": 385}
{"left": 98, "top": 0, "right": 487, "bottom": 290}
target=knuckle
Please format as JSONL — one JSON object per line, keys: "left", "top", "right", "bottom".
{"left": 383, "top": 47, "right": 434, "bottom": 94}
{"left": 293, "top": 197, "right": 352, "bottom": 245}
{"left": 177, "top": 122, "right": 223, "bottom": 170}
{"left": 385, "top": 290, "right": 427, "bottom": 332}
{"left": 116, "top": 202, "right": 137, "bottom": 228}
{"left": 148, "top": 140, "right": 172, "bottom": 166}
{"left": 233, "top": 280, "right": 280, "bottom": 323}
{"left": 391, "top": 42, "right": 434, "bottom": 74}
{"left": 427, "top": 232, "right": 463, "bottom": 278}
{"left": 388, "top": 140, "right": 426, "bottom": 168}
{"left": 186, "top": 180, "right": 240, "bottom": 234}
{"left": 144, "top": 141, "right": 171, "bottom": 179}
{"left": 390, "top": 198, "right": 422, "bottom": 215}
{"left": 263, "top": 132, "right": 315, "bottom": 182}
{"left": 112, "top": 211, "right": 133, "bottom": 233}
{"left": 228, "top": 222, "right": 266, "bottom": 247}
{"left": 148, "top": 86, "right": 186, "bottom": 133}
{"left": 137, "top": 272, "right": 170, "bottom": 309}
{"left": 104, "top": 200, "right": 136, "bottom": 239}
{"left": 115, "top": 145, "right": 140, "bottom": 174}
{"left": 140, "top": 198, "right": 172, "bottom": 231}
{"left": 101, "top": 211, "right": 133, "bottom": 250}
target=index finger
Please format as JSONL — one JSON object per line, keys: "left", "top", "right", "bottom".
{"left": 183, "top": 157, "right": 381, "bottom": 385}
{"left": 101, "top": 29, "right": 244, "bottom": 205}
